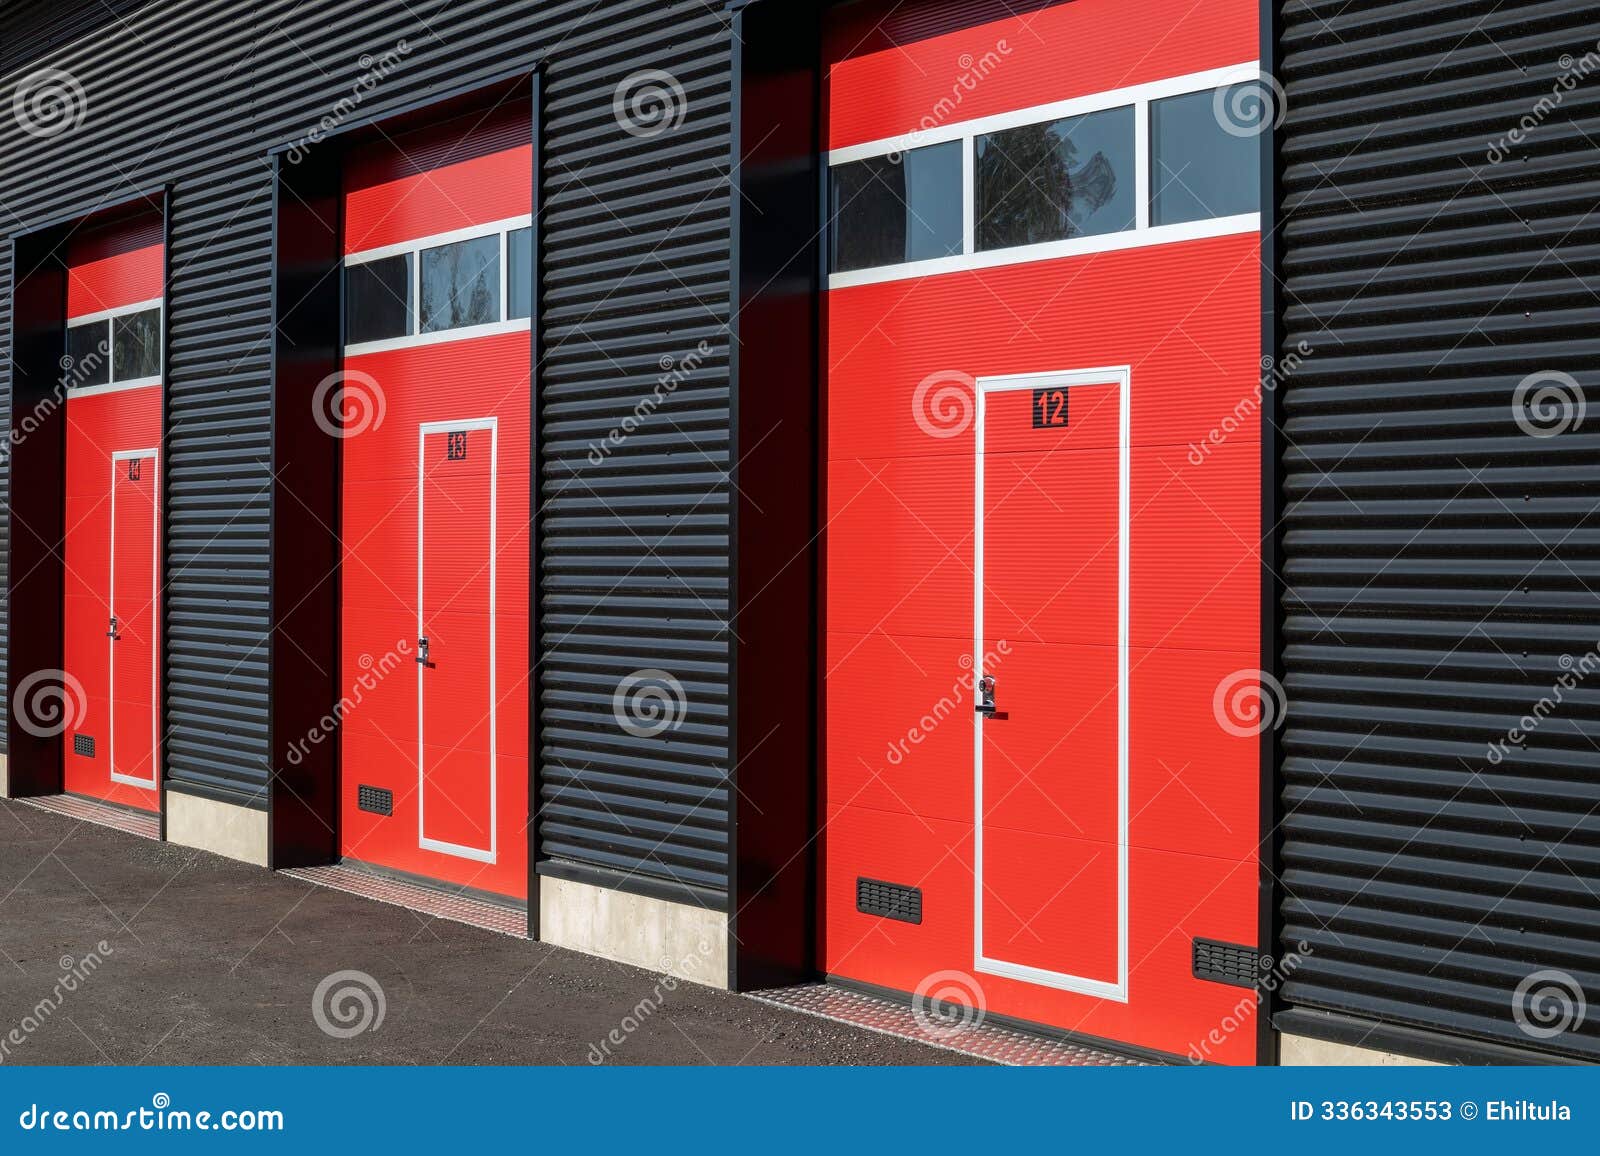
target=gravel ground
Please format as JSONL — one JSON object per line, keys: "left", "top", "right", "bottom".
{"left": 0, "top": 797, "right": 976, "bottom": 1066}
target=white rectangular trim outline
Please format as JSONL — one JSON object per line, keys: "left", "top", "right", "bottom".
{"left": 65, "top": 299, "right": 165, "bottom": 390}
{"left": 416, "top": 416, "right": 498, "bottom": 865}
{"left": 343, "top": 216, "right": 533, "bottom": 356}
{"left": 973, "top": 366, "right": 1130, "bottom": 1003}
{"left": 108, "top": 447, "right": 161, "bottom": 790}
{"left": 827, "top": 62, "right": 1261, "bottom": 290}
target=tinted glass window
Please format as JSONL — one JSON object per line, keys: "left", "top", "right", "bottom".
{"left": 65, "top": 322, "right": 111, "bottom": 388}
{"left": 346, "top": 254, "right": 413, "bottom": 345}
{"left": 975, "top": 106, "right": 1135, "bottom": 250}
{"left": 1151, "top": 86, "right": 1261, "bottom": 226}
{"left": 112, "top": 308, "right": 161, "bottom": 381}
{"left": 830, "top": 141, "right": 963, "bottom": 273}
{"left": 508, "top": 227, "right": 533, "bottom": 320}
{"left": 420, "top": 235, "right": 500, "bottom": 333}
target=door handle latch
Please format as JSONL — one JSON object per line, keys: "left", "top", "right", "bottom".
{"left": 975, "top": 675, "right": 997, "bottom": 717}
{"left": 106, "top": 616, "right": 121, "bottom": 641}
{"left": 416, "top": 636, "right": 430, "bottom": 666}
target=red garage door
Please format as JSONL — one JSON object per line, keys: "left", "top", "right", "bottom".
{"left": 821, "top": 0, "right": 1266, "bottom": 1062}
{"left": 61, "top": 214, "right": 165, "bottom": 813}
{"left": 337, "top": 104, "right": 531, "bottom": 901}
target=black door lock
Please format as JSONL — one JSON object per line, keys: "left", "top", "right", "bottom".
{"left": 975, "top": 675, "right": 997, "bottom": 717}
{"left": 106, "top": 616, "right": 121, "bottom": 641}
{"left": 416, "top": 636, "right": 431, "bottom": 666}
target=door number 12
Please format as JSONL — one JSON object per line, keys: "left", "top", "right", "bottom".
{"left": 1032, "top": 388, "right": 1069, "bottom": 430}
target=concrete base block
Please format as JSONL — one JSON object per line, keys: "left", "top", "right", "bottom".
{"left": 0, "top": 752, "right": 8, "bottom": 798}
{"left": 539, "top": 876, "right": 728, "bottom": 988}
{"left": 165, "top": 790, "right": 269, "bottom": 867}
{"left": 1279, "top": 1032, "right": 1442, "bottom": 1066}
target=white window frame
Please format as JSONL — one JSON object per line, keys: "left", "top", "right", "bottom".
{"left": 344, "top": 214, "right": 533, "bottom": 356}
{"left": 827, "top": 62, "right": 1262, "bottom": 290}
{"left": 64, "top": 297, "right": 164, "bottom": 396}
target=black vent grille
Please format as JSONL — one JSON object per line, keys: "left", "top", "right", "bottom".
{"left": 1193, "top": 938, "right": 1260, "bottom": 989}
{"left": 357, "top": 785, "right": 393, "bottom": 817}
{"left": 72, "top": 733, "right": 95, "bottom": 758}
{"left": 1275, "top": 0, "right": 1600, "bottom": 1062}
{"left": 856, "top": 877, "right": 922, "bottom": 924}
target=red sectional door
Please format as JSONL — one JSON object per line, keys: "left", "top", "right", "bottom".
{"left": 337, "top": 105, "right": 530, "bottom": 901}
{"left": 821, "top": 0, "right": 1263, "bottom": 1065}
{"left": 417, "top": 419, "right": 498, "bottom": 862}
{"left": 977, "top": 373, "right": 1126, "bottom": 998}
{"left": 109, "top": 450, "right": 160, "bottom": 790}
{"left": 60, "top": 215, "right": 164, "bottom": 813}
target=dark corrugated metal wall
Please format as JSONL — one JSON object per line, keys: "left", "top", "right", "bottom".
{"left": 2, "top": 0, "right": 735, "bottom": 893}
{"left": 1276, "top": 0, "right": 1600, "bottom": 1060}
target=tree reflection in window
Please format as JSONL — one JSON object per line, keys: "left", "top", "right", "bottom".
{"left": 976, "top": 106, "right": 1134, "bottom": 251}
{"left": 420, "top": 234, "right": 500, "bottom": 333}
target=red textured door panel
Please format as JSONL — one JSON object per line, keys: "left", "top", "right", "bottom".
{"left": 109, "top": 450, "right": 160, "bottom": 791}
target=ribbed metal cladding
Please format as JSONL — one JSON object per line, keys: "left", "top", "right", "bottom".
{"left": 1276, "top": 0, "right": 1600, "bottom": 1060}
{"left": 3, "top": 0, "right": 735, "bottom": 850}
{"left": 535, "top": 13, "right": 734, "bottom": 900}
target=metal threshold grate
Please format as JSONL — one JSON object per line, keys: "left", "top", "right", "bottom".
{"left": 749, "top": 983, "right": 1150, "bottom": 1066}
{"left": 281, "top": 863, "right": 528, "bottom": 938}
{"left": 17, "top": 794, "right": 160, "bottom": 840}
